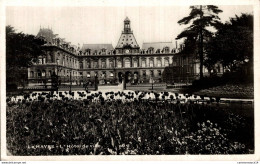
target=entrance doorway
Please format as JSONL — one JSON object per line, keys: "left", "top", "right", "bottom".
{"left": 125, "top": 71, "right": 132, "bottom": 83}
{"left": 133, "top": 71, "right": 139, "bottom": 84}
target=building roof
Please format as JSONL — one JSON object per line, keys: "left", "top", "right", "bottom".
{"left": 142, "top": 42, "right": 175, "bottom": 50}
{"left": 36, "top": 28, "right": 56, "bottom": 43}
{"left": 81, "top": 44, "right": 114, "bottom": 52}
{"left": 124, "top": 16, "right": 130, "bottom": 22}
{"left": 116, "top": 33, "right": 139, "bottom": 49}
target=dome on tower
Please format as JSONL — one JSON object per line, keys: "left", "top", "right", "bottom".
{"left": 124, "top": 17, "right": 130, "bottom": 22}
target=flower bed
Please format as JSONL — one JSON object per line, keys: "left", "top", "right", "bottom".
{"left": 194, "top": 84, "right": 253, "bottom": 99}
{"left": 6, "top": 92, "right": 254, "bottom": 155}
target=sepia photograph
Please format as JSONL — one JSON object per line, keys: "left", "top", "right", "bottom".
{"left": 1, "top": 0, "right": 259, "bottom": 161}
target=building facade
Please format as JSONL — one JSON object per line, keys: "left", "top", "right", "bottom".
{"left": 28, "top": 17, "right": 207, "bottom": 87}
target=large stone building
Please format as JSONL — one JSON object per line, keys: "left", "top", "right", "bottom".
{"left": 28, "top": 17, "right": 215, "bottom": 87}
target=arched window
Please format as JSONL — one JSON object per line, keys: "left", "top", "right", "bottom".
{"left": 38, "top": 58, "right": 42, "bottom": 64}
{"left": 42, "top": 70, "right": 46, "bottom": 77}
{"left": 117, "top": 60, "right": 122, "bottom": 68}
{"left": 125, "top": 58, "right": 130, "bottom": 68}
{"left": 157, "top": 59, "right": 162, "bottom": 67}
{"left": 43, "top": 57, "right": 46, "bottom": 64}
{"left": 79, "top": 62, "right": 83, "bottom": 69}
{"left": 94, "top": 61, "right": 98, "bottom": 68}
{"left": 62, "top": 57, "right": 65, "bottom": 66}
{"left": 37, "top": 70, "right": 42, "bottom": 77}
{"left": 142, "top": 60, "right": 146, "bottom": 67}
{"left": 109, "top": 60, "right": 114, "bottom": 68}
{"left": 30, "top": 71, "right": 34, "bottom": 78}
{"left": 48, "top": 71, "right": 52, "bottom": 77}
{"left": 86, "top": 60, "right": 90, "bottom": 68}
{"left": 149, "top": 59, "right": 154, "bottom": 67}
{"left": 133, "top": 60, "right": 138, "bottom": 67}
{"left": 101, "top": 60, "right": 106, "bottom": 68}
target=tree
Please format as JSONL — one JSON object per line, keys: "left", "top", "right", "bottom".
{"left": 6, "top": 25, "right": 46, "bottom": 89}
{"left": 207, "top": 14, "right": 253, "bottom": 73}
{"left": 176, "top": 5, "right": 223, "bottom": 79}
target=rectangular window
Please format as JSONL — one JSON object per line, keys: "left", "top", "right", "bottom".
{"left": 86, "top": 62, "right": 90, "bottom": 68}
{"left": 133, "top": 61, "right": 138, "bottom": 67}
{"left": 94, "top": 61, "right": 98, "bottom": 68}
{"left": 142, "top": 60, "right": 146, "bottom": 67}
{"left": 157, "top": 60, "right": 162, "bottom": 67}
{"left": 109, "top": 61, "right": 113, "bottom": 68}
{"left": 125, "top": 60, "right": 130, "bottom": 68}
{"left": 117, "top": 61, "right": 122, "bottom": 68}
{"left": 102, "top": 61, "right": 106, "bottom": 68}
{"left": 149, "top": 60, "right": 154, "bottom": 67}
{"left": 79, "top": 62, "right": 83, "bottom": 69}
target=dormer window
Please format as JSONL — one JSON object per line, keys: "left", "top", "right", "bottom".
{"left": 164, "top": 47, "right": 170, "bottom": 53}
{"left": 148, "top": 47, "right": 154, "bottom": 54}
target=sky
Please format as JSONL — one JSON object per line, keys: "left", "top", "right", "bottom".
{"left": 6, "top": 5, "right": 253, "bottom": 48}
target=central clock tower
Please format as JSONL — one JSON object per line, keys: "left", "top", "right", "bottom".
{"left": 115, "top": 17, "right": 140, "bottom": 54}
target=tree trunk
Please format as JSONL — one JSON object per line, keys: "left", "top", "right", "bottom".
{"left": 199, "top": 5, "right": 204, "bottom": 79}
